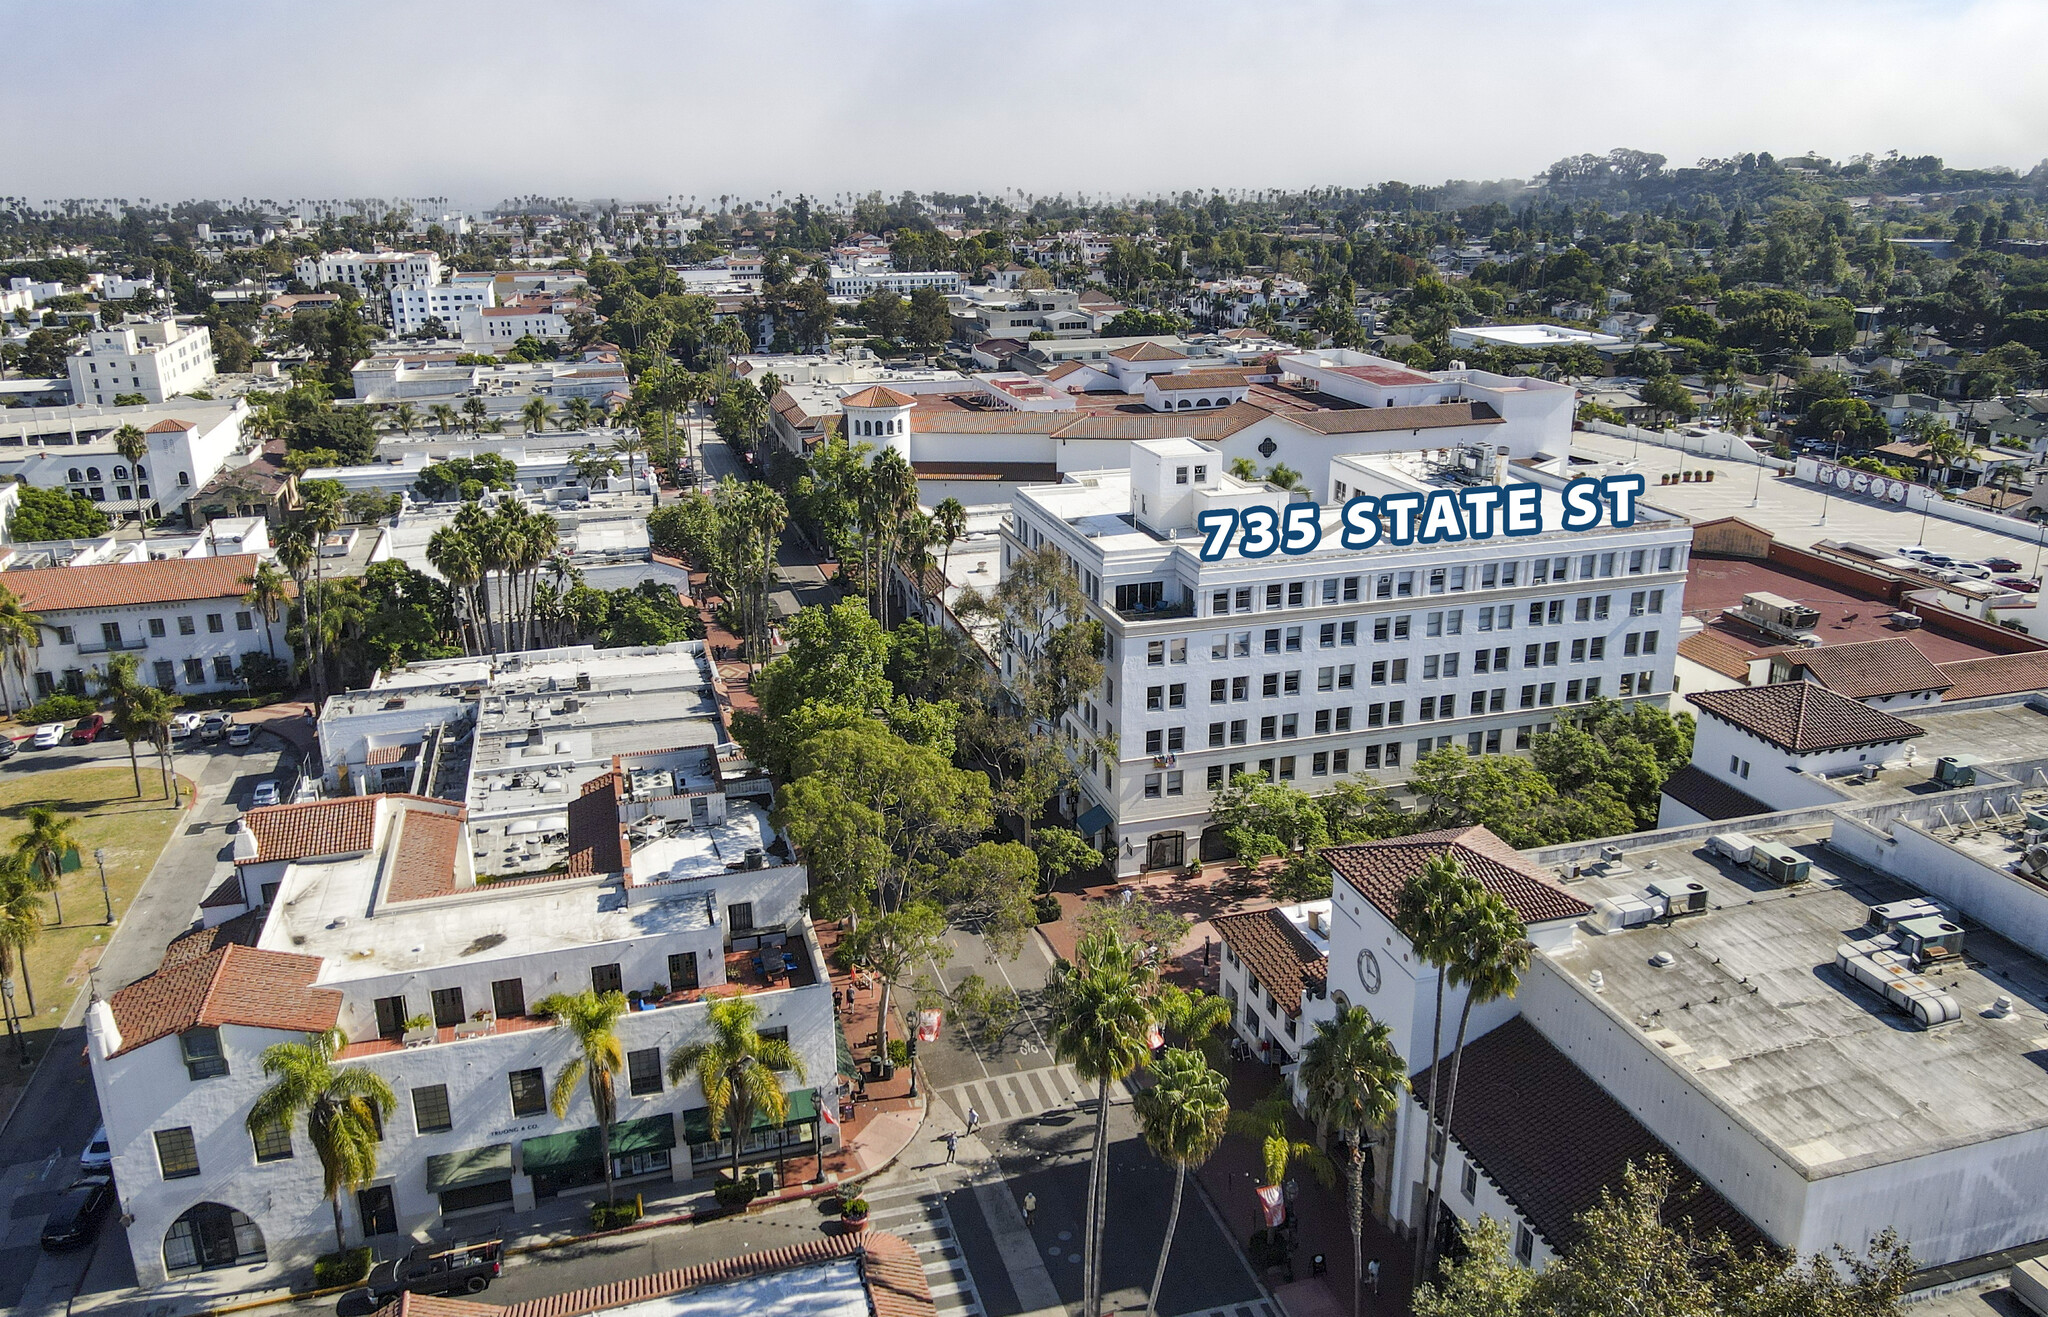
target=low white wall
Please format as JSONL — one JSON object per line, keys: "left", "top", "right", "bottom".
{"left": 1829, "top": 815, "right": 2048, "bottom": 963}
{"left": 1792, "top": 456, "right": 2048, "bottom": 548}
{"left": 1582, "top": 419, "right": 1791, "bottom": 470}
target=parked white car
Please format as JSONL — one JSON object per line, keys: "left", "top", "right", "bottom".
{"left": 30, "top": 723, "right": 65, "bottom": 749}
{"left": 171, "top": 712, "right": 205, "bottom": 738}
{"left": 78, "top": 1125, "right": 111, "bottom": 1173}
{"left": 1949, "top": 562, "right": 1992, "bottom": 580}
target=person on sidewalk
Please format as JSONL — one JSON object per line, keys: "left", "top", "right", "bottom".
{"left": 965, "top": 1107, "right": 981, "bottom": 1135}
{"left": 944, "top": 1131, "right": 959, "bottom": 1163}
{"left": 1022, "top": 1191, "right": 1036, "bottom": 1226}
{"left": 1367, "top": 1257, "right": 1380, "bottom": 1295}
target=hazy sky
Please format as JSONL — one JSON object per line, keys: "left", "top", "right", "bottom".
{"left": 7, "top": 0, "right": 2044, "bottom": 208}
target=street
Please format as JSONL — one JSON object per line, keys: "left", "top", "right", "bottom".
{"left": 0, "top": 730, "right": 299, "bottom": 1317}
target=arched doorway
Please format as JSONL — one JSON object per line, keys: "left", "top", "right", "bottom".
{"left": 164, "top": 1202, "right": 266, "bottom": 1274}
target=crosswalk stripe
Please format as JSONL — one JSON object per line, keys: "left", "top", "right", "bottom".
{"left": 858, "top": 1179, "right": 984, "bottom": 1317}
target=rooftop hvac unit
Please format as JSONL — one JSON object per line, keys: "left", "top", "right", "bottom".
{"left": 1834, "top": 945, "right": 1961, "bottom": 1028}
{"left": 1645, "top": 879, "right": 1709, "bottom": 918}
{"left": 1747, "top": 843, "right": 1811, "bottom": 885}
{"left": 1860, "top": 763, "right": 1881, "bottom": 782}
{"left": 1890, "top": 611, "right": 1923, "bottom": 630}
{"left": 1935, "top": 755, "right": 1981, "bottom": 787}
{"left": 2024, "top": 807, "right": 2048, "bottom": 833}
{"left": 1590, "top": 895, "right": 1661, "bottom": 934}
{"left": 1897, "top": 915, "right": 1965, "bottom": 967}
{"left": 1865, "top": 898, "right": 1942, "bottom": 936}
{"left": 1709, "top": 833, "right": 1757, "bottom": 865}
{"left": 1601, "top": 844, "right": 1625, "bottom": 863}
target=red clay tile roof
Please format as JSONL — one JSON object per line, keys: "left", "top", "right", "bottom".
{"left": 145, "top": 418, "right": 194, "bottom": 433}
{"left": 366, "top": 743, "right": 420, "bottom": 765}
{"left": 7, "top": 553, "right": 273, "bottom": 614}
{"left": 1688, "top": 683, "right": 1925, "bottom": 753}
{"left": 1778, "top": 637, "right": 1951, "bottom": 699}
{"left": 385, "top": 808, "right": 463, "bottom": 903}
{"left": 1414, "top": 1017, "right": 1762, "bottom": 1255}
{"left": 1150, "top": 369, "right": 1256, "bottom": 392}
{"left": 159, "top": 909, "right": 266, "bottom": 969}
{"left": 198, "top": 872, "right": 247, "bottom": 909}
{"left": 105, "top": 944, "right": 340, "bottom": 1057}
{"left": 566, "top": 773, "right": 626, "bottom": 878}
{"left": 1211, "top": 907, "right": 1327, "bottom": 1018}
{"left": 1291, "top": 400, "right": 1502, "bottom": 436}
{"left": 1677, "top": 632, "right": 1755, "bottom": 682}
{"left": 1323, "top": 826, "right": 1591, "bottom": 927}
{"left": 1937, "top": 652, "right": 2048, "bottom": 700}
{"left": 841, "top": 385, "right": 915, "bottom": 409}
{"left": 1108, "top": 341, "right": 1185, "bottom": 362}
{"left": 236, "top": 796, "right": 379, "bottom": 866}
{"left": 393, "top": 1232, "right": 932, "bottom": 1317}
{"left": 1660, "top": 764, "right": 1773, "bottom": 823}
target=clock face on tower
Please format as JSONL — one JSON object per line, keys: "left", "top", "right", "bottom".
{"left": 1356, "top": 948, "right": 1382, "bottom": 995}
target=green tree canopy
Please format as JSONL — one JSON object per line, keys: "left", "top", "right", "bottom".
{"left": 8, "top": 484, "right": 110, "bottom": 541}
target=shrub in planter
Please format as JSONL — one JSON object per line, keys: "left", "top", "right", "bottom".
{"left": 314, "top": 1246, "right": 373, "bottom": 1288}
{"left": 20, "top": 694, "right": 95, "bottom": 724}
{"left": 887, "top": 1038, "right": 909, "bottom": 1067}
{"left": 712, "top": 1178, "right": 760, "bottom": 1209}
{"left": 590, "top": 1198, "right": 644, "bottom": 1230}
{"left": 1032, "top": 892, "right": 1062, "bottom": 924}
{"left": 840, "top": 1196, "right": 870, "bottom": 1225}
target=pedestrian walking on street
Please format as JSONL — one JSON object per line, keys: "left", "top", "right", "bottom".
{"left": 1022, "top": 1191, "right": 1036, "bottom": 1226}
{"left": 966, "top": 1107, "right": 981, "bottom": 1135}
{"left": 1367, "top": 1258, "right": 1380, "bottom": 1295}
{"left": 944, "top": 1131, "right": 959, "bottom": 1163}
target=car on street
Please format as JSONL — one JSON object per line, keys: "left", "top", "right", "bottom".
{"left": 79, "top": 1125, "right": 111, "bottom": 1172}
{"left": 1998, "top": 577, "right": 2041, "bottom": 593}
{"left": 0, "top": 736, "right": 16, "bottom": 760}
{"left": 199, "top": 713, "right": 228, "bottom": 743}
{"left": 226, "top": 721, "right": 253, "bottom": 748}
{"left": 1896, "top": 545, "right": 1933, "bottom": 560}
{"left": 1983, "top": 557, "right": 2023, "bottom": 573}
{"left": 343, "top": 1240, "right": 504, "bottom": 1310}
{"left": 250, "top": 780, "right": 280, "bottom": 808}
{"left": 70, "top": 713, "right": 106, "bottom": 744}
{"left": 171, "top": 712, "right": 204, "bottom": 738}
{"left": 1949, "top": 561, "right": 1992, "bottom": 579}
{"left": 39, "top": 1175, "right": 113, "bottom": 1252}
{"left": 31, "top": 723, "right": 66, "bottom": 749}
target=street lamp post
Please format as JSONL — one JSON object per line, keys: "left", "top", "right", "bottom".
{"left": 1818, "top": 429, "right": 1843, "bottom": 527}
{"left": 1, "top": 979, "right": 25, "bottom": 1066}
{"left": 95, "top": 847, "right": 111, "bottom": 924}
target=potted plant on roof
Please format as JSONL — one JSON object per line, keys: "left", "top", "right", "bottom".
{"left": 839, "top": 1194, "right": 870, "bottom": 1229}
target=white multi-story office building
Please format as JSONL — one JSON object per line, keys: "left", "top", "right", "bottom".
{"left": 89, "top": 644, "right": 838, "bottom": 1287}
{"left": 66, "top": 318, "right": 216, "bottom": 405}
{"left": 293, "top": 250, "right": 442, "bottom": 300}
{"left": 461, "top": 306, "right": 571, "bottom": 347}
{"left": 826, "top": 264, "right": 964, "bottom": 299}
{"left": 0, "top": 398, "right": 252, "bottom": 523}
{"left": 8, "top": 554, "right": 290, "bottom": 698}
{"left": 389, "top": 281, "right": 494, "bottom": 335}
{"left": 1004, "top": 437, "right": 1692, "bottom": 875}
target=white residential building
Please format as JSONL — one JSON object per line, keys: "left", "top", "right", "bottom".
{"left": 826, "top": 264, "right": 964, "bottom": 298}
{"left": 461, "top": 306, "right": 571, "bottom": 348}
{"left": 0, "top": 398, "right": 253, "bottom": 523}
{"left": 389, "top": 282, "right": 495, "bottom": 335}
{"left": 1004, "top": 437, "right": 1691, "bottom": 875}
{"left": 66, "top": 318, "right": 216, "bottom": 405}
{"left": 7, "top": 554, "right": 288, "bottom": 698}
{"left": 90, "top": 644, "right": 838, "bottom": 1287}
{"left": 293, "top": 250, "right": 443, "bottom": 300}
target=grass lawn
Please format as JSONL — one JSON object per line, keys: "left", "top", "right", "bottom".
{"left": 0, "top": 763, "right": 190, "bottom": 1064}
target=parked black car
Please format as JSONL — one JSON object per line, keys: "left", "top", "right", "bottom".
{"left": 342, "top": 1240, "right": 503, "bottom": 1310}
{"left": 40, "top": 1175, "right": 114, "bottom": 1252}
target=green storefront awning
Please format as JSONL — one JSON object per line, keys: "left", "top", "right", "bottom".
{"left": 424, "top": 1143, "right": 513, "bottom": 1193}
{"left": 519, "top": 1113, "right": 676, "bottom": 1175}
{"left": 682, "top": 1089, "right": 817, "bottom": 1144}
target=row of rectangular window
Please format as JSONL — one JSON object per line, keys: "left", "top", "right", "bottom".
{"left": 1194, "top": 591, "right": 1664, "bottom": 659}
{"left": 1199, "top": 549, "right": 1683, "bottom": 617}
{"left": 50, "top": 611, "right": 255, "bottom": 647}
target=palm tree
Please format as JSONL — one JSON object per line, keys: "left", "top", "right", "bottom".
{"left": 610, "top": 429, "right": 647, "bottom": 496}
{"left": 563, "top": 396, "right": 597, "bottom": 432}
{"left": 931, "top": 497, "right": 968, "bottom": 584}
{"left": 1227, "top": 1091, "right": 1335, "bottom": 1200}
{"left": 0, "top": 852, "right": 48, "bottom": 1021}
{"left": 1395, "top": 852, "right": 1480, "bottom": 1278}
{"left": 0, "top": 585, "right": 41, "bottom": 718}
{"left": 17, "top": 805, "right": 83, "bottom": 932}
{"left": 427, "top": 525, "right": 484, "bottom": 656}
{"left": 97, "top": 653, "right": 152, "bottom": 797}
{"left": 462, "top": 397, "right": 487, "bottom": 433}
{"left": 298, "top": 485, "right": 346, "bottom": 699}
{"left": 1420, "top": 893, "right": 1530, "bottom": 1271}
{"left": 1228, "top": 457, "right": 1260, "bottom": 481}
{"left": 1047, "top": 929, "right": 1154, "bottom": 1317}
{"left": 534, "top": 988, "right": 630, "bottom": 1204}
{"left": 241, "top": 560, "right": 291, "bottom": 665}
{"left": 666, "top": 996, "right": 806, "bottom": 1190}
{"left": 133, "top": 684, "right": 180, "bottom": 805}
{"left": 246, "top": 1028, "right": 396, "bottom": 1250}
{"left": 1300, "top": 1007, "right": 1410, "bottom": 1317}
{"left": 392, "top": 402, "right": 418, "bottom": 436}
{"left": 428, "top": 403, "right": 458, "bottom": 435}
{"left": 112, "top": 424, "right": 150, "bottom": 544}
{"left": 1133, "top": 1047, "right": 1229, "bottom": 1317}
{"left": 521, "top": 397, "right": 553, "bottom": 435}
